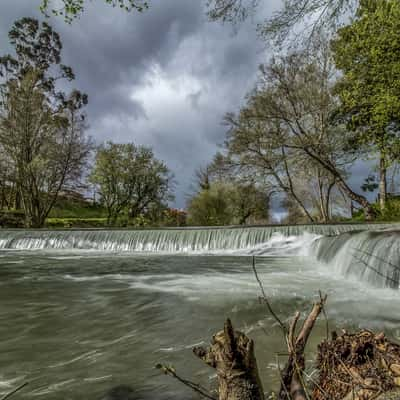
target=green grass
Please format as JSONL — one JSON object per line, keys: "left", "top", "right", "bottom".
{"left": 46, "top": 195, "right": 109, "bottom": 227}
{"left": 48, "top": 202, "right": 107, "bottom": 219}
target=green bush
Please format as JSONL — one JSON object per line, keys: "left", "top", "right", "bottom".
{"left": 377, "top": 197, "right": 400, "bottom": 222}
{"left": 45, "top": 218, "right": 108, "bottom": 228}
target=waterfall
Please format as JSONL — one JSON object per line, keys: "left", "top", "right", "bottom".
{"left": 1, "top": 224, "right": 399, "bottom": 288}
{"left": 311, "top": 230, "right": 400, "bottom": 289}
{"left": 0, "top": 223, "right": 397, "bottom": 252}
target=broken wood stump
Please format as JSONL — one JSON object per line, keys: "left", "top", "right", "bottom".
{"left": 193, "top": 318, "right": 265, "bottom": 400}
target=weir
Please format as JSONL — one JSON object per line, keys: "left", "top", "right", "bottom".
{"left": 312, "top": 229, "right": 400, "bottom": 289}
{"left": 0, "top": 223, "right": 399, "bottom": 289}
{"left": 0, "top": 223, "right": 397, "bottom": 252}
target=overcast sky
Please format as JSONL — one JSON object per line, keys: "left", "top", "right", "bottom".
{"left": 1, "top": 0, "right": 279, "bottom": 208}
{"left": 0, "top": 0, "right": 377, "bottom": 214}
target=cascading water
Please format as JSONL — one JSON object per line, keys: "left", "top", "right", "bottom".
{"left": 311, "top": 230, "right": 400, "bottom": 288}
{"left": 0, "top": 223, "right": 397, "bottom": 252}
{"left": 0, "top": 223, "right": 399, "bottom": 288}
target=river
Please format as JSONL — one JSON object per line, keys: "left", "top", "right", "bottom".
{"left": 0, "top": 224, "right": 399, "bottom": 399}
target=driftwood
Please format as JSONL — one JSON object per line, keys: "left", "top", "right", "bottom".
{"left": 314, "top": 330, "right": 400, "bottom": 400}
{"left": 190, "top": 297, "right": 325, "bottom": 400}
{"left": 193, "top": 318, "right": 265, "bottom": 400}
{"left": 279, "top": 296, "right": 327, "bottom": 400}
{"left": 158, "top": 259, "right": 400, "bottom": 400}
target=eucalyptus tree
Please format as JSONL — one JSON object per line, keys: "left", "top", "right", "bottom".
{"left": 89, "top": 142, "right": 173, "bottom": 225}
{"left": 332, "top": 0, "right": 400, "bottom": 210}
{"left": 0, "top": 18, "right": 92, "bottom": 227}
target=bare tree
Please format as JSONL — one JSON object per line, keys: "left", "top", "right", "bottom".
{"left": 223, "top": 44, "right": 375, "bottom": 220}
{"left": 207, "top": 0, "right": 358, "bottom": 45}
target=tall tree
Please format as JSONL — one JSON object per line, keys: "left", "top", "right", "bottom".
{"left": 89, "top": 142, "right": 173, "bottom": 225}
{"left": 332, "top": 0, "right": 400, "bottom": 210}
{"left": 40, "top": 0, "right": 148, "bottom": 22}
{"left": 223, "top": 45, "right": 376, "bottom": 219}
{"left": 0, "top": 18, "right": 91, "bottom": 227}
{"left": 0, "top": 71, "right": 91, "bottom": 227}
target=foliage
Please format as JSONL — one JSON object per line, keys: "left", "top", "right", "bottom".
{"left": 0, "top": 18, "right": 75, "bottom": 90}
{"left": 222, "top": 43, "right": 374, "bottom": 221}
{"left": 40, "top": 0, "right": 148, "bottom": 23}
{"left": 89, "top": 141, "right": 173, "bottom": 225}
{"left": 187, "top": 182, "right": 269, "bottom": 226}
{"left": 161, "top": 208, "right": 187, "bottom": 227}
{"left": 48, "top": 193, "right": 107, "bottom": 218}
{"left": 0, "top": 210, "right": 25, "bottom": 228}
{"left": 0, "top": 18, "right": 91, "bottom": 228}
{"left": 349, "top": 196, "right": 400, "bottom": 222}
{"left": 45, "top": 217, "right": 108, "bottom": 228}
{"left": 378, "top": 197, "right": 400, "bottom": 221}
{"left": 332, "top": 0, "right": 400, "bottom": 208}
{"left": 187, "top": 183, "right": 235, "bottom": 226}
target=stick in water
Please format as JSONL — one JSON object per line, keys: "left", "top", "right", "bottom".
{"left": 0, "top": 382, "right": 29, "bottom": 400}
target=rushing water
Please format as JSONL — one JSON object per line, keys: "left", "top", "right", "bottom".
{"left": 0, "top": 224, "right": 400, "bottom": 399}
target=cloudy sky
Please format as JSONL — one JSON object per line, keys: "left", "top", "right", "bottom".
{"left": 1, "top": 0, "right": 379, "bottom": 215}
{"left": 0, "top": 0, "right": 283, "bottom": 208}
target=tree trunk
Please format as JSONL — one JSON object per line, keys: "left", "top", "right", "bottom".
{"left": 193, "top": 319, "right": 265, "bottom": 400}
{"left": 379, "top": 153, "right": 387, "bottom": 210}
{"left": 317, "top": 175, "right": 328, "bottom": 223}
{"left": 296, "top": 148, "right": 375, "bottom": 220}
{"left": 324, "top": 181, "right": 335, "bottom": 222}
{"left": 278, "top": 297, "right": 326, "bottom": 400}
{"left": 337, "top": 179, "right": 375, "bottom": 220}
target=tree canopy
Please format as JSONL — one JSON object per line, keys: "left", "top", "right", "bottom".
{"left": 0, "top": 18, "right": 91, "bottom": 227}
{"left": 89, "top": 142, "right": 173, "bottom": 225}
{"left": 40, "top": 0, "right": 148, "bottom": 22}
{"left": 332, "top": 0, "right": 400, "bottom": 209}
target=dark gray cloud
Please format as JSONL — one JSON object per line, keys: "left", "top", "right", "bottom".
{"left": 0, "top": 0, "right": 375, "bottom": 212}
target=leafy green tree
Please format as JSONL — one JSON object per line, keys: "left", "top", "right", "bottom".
{"left": 40, "top": 0, "right": 148, "bottom": 22}
{"left": 0, "top": 18, "right": 74, "bottom": 92}
{"left": 0, "top": 19, "right": 91, "bottom": 228}
{"left": 89, "top": 142, "right": 173, "bottom": 225}
{"left": 187, "top": 183, "right": 235, "bottom": 226}
{"left": 332, "top": 0, "right": 400, "bottom": 210}
{"left": 187, "top": 182, "right": 269, "bottom": 226}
